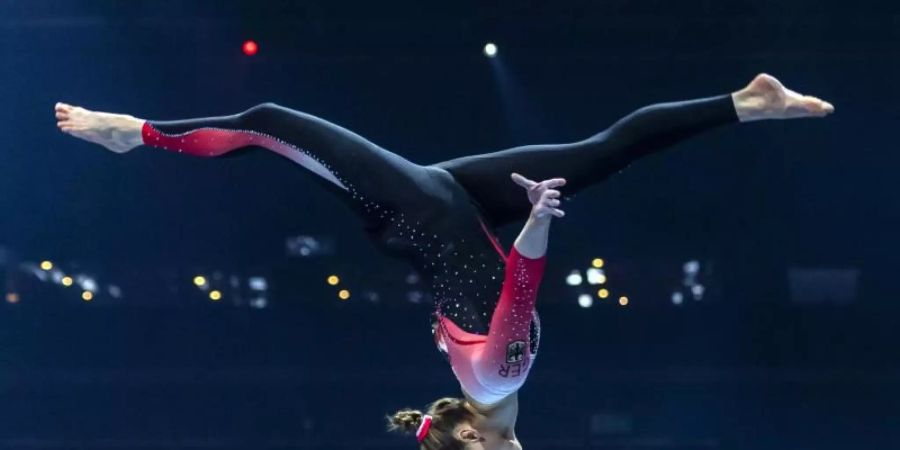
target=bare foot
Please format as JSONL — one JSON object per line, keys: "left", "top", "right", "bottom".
{"left": 732, "top": 74, "right": 834, "bottom": 122}
{"left": 55, "top": 102, "right": 145, "bottom": 153}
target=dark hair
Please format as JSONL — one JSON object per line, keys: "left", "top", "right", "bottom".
{"left": 387, "top": 397, "right": 477, "bottom": 450}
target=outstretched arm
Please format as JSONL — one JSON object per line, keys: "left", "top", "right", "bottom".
{"left": 462, "top": 174, "right": 567, "bottom": 437}
{"left": 465, "top": 174, "right": 566, "bottom": 403}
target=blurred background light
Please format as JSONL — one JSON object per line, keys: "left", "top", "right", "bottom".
{"left": 107, "top": 285, "right": 122, "bottom": 298}
{"left": 691, "top": 284, "right": 705, "bottom": 300}
{"left": 248, "top": 277, "right": 268, "bottom": 291}
{"left": 242, "top": 40, "right": 258, "bottom": 56}
{"left": 566, "top": 270, "right": 583, "bottom": 286}
{"left": 578, "top": 294, "right": 593, "bottom": 308}
{"left": 483, "top": 42, "right": 497, "bottom": 57}
{"left": 683, "top": 260, "right": 700, "bottom": 275}
{"left": 586, "top": 268, "right": 606, "bottom": 285}
{"left": 79, "top": 276, "right": 97, "bottom": 292}
{"left": 249, "top": 297, "right": 267, "bottom": 309}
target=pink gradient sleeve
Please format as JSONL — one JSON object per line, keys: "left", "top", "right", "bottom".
{"left": 440, "top": 247, "right": 546, "bottom": 405}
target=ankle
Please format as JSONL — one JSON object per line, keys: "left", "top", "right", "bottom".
{"left": 731, "top": 90, "right": 765, "bottom": 122}
{"left": 113, "top": 114, "right": 146, "bottom": 149}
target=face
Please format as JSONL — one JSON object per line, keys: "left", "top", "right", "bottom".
{"left": 456, "top": 424, "right": 522, "bottom": 450}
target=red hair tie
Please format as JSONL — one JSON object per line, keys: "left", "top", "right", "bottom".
{"left": 416, "top": 415, "right": 433, "bottom": 442}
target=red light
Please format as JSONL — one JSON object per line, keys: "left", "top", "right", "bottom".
{"left": 242, "top": 40, "right": 258, "bottom": 56}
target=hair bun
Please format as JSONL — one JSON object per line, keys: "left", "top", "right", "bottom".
{"left": 387, "top": 409, "right": 424, "bottom": 435}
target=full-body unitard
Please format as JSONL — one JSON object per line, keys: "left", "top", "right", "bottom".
{"left": 141, "top": 95, "right": 737, "bottom": 401}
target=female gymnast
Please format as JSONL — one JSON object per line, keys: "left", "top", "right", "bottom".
{"left": 55, "top": 73, "right": 832, "bottom": 450}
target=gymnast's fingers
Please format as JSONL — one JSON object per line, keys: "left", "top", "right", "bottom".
{"left": 511, "top": 172, "right": 537, "bottom": 189}
{"left": 542, "top": 178, "right": 566, "bottom": 189}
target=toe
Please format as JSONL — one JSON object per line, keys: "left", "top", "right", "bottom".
{"left": 808, "top": 97, "right": 834, "bottom": 114}
{"left": 55, "top": 111, "right": 69, "bottom": 120}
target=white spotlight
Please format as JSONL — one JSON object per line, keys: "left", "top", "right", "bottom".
{"left": 29, "top": 266, "right": 49, "bottom": 282}
{"left": 578, "top": 294, "right": 593, "bottom": 308}
{"left": 565, "top": 270, "right": 583, "bottom": 286}
{"left": 78, "top": 276, "right": 97, "bottom": 292}
{"left": 483, "top": 43, "right": 498, "bottom": 57}
{"left": 683, "top": 260, "right": 700, "bottom": 275}
{"left": 50, "top": 269, "right": 64, "bottom": 284}
{"left": 407, "top": 290, "right": 425, "bottom": 304}
{"left": 691, "top": 284, "right": 705, "bottom": 300}
{"left": 671, "top": 291, "right": 684, "bottom": 305}
{"left": 108, "top": 285, "right": 122, "bottom": 298}
{"left": 586, "top": 268, "right": 606, "bottom": 285}
{"left": 249, "top": 277, "right": 268, "bottom": 291}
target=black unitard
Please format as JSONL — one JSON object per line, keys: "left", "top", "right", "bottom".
{"left": 141, "top": 95, "right": 738, "bottom": 334}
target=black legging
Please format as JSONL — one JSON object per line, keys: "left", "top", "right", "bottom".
{"left": 437, "top": 96, "right": 738, "bottom": 226}
{"left": 143, "top": 95, "right": 737, "bottom": 333}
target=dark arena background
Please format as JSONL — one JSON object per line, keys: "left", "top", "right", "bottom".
{"left": 2, "top": 1, "right": 899, "bottom": 449}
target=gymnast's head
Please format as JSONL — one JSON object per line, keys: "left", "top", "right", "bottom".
{"left": 388, "top": 397, "right": 519, "bottom": 450}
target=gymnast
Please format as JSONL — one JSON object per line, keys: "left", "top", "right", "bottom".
{"left": 55, "top": 73, "right": 832, "bottom": 450}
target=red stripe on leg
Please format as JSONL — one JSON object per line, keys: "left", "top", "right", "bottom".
{"left": 142, "top": 123, "right": 256, "bottom": 157}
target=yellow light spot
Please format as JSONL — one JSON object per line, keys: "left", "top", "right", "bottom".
{"left": 61, "top": 276, "right": 73, "bottom": 287}
{"left": 82, "top": 291, "right": 93, "bottom": 302}
{"left": 597, "top": 273, "right": 607, "bottom": 284}
{"left": 209, "top": 290, "right": 222, "bottom": 301}
{"left": 327, "top": 275, "right": 340, "bottom": 286}
{"left": 193, "top": 275, "right": 207, "bottom": 287}
{"left": 619, "top": 296, "right": 629, "bottom": 306}
{"left": 40, "top": 261, "right": 53, "bottom": 271}
{"left": 591, "top": 258, "right": 605, "bottom": 269}
{"left": 598, "top": 289, "right": 609, "bottom": 299}
{"left": 338, "top": 289, "right": 350, "bottom": 300}
{"left": 6, "top": 293, "right": 19, "bottom": 304}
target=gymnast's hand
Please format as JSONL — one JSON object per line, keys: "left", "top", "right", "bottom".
{"left": 511, "top": 173, "right": 566, "bottom": 219}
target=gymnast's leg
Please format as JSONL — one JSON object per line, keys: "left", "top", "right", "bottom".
{"left": 435, "top": 74, "right": 834, "bottom": 227}
{"left": 54, "top": 101, "right": 436, "bottom": 226}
